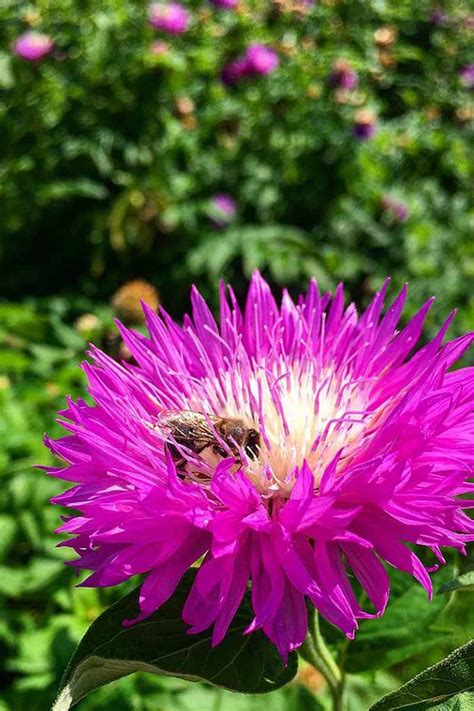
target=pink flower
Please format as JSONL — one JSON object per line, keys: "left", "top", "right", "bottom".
{"left": 381, "top": 196, "right": 410, "bottom": 223}
{"left": 353, "top": 109, "right": 377, "bottom": 140}
{"left": 459, "top": 64, "right": 474, "bottom": 89}
{"left": 45, "top": 274, "right": 474, "bottom": 661}
{"left": 14, "top": 31, "right": 54, "bottom": 62}
{"left": 150, "top": 40, "right": 169, "bottom": 56}
{"left": 209, "top": 193, "right": 236, "bottom": 228}
{"left": 148, "top": 2, "right": 190, "bottom": 34}
{"left": 221, "top": 57, "right": 248, "bottom": 85}
{"left": 329, "top": 60, "right": 358, "bottom": 91}
{"left": 221, "top": 45, "right": 279, "bottom": 86}
{"left": 210, "top": 0, "right": 238, "bottom": 8}
{"left": 245, "top": 43, "right": 279, "bottom": 75}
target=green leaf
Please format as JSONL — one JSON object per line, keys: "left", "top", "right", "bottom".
{"left": 337, "top": 566, "right": 456, "bottom": 674}
{"left": 0, "top": 514, "right": 17, "bottom": 557}
{"left": 0, "top": 51, "right": 14, "bottom": 89}
{"left": 0, "top": 559, "right": 63, "bottom": 598}
{"left": 38, "top": 179, "right": 109, "bottom": 202}
{"left": 53, "top": 570, "right": 297, "bottom": 710}
{"left": 370, "top": 640, "right": 474, "bottom": 710}
{"left": 439, "top": 572, "right": 474, "bottom": 594}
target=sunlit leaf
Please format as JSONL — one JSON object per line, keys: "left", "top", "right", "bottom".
{"left": 53, "top": 571, "right": 297, "bottom": 710}
{"left": 370, "top": 640, "right": 474, "bottom": 710}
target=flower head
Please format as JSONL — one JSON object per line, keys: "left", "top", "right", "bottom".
{"left": 148, "top": 2, "right": 190, "bottom": 34}
{"left": 210, "top": 0, "right": 238, "bottom": 8}
{"left": 221, "top": 57, "right": 248, "bottom": 85}
{"left": 245, "top": 43, "right": 279, "bottom": 75}
{"left": 429, "top": 9, "right": 448, "bottom": 25}
{"left": 374, "top": 25, "right": 397, "bottom": 47}
{"left": 221, "top": 44, "right": 279, "bottom": 85}
{"left": 150, "top": 40, "right": 169, "bottom": 56}
{"left": 209, "top": 193, "right": 237, "bottom": 228}
{"left": 45, "top": 274, "right": 474, "bottom": 661}
{"left": 353, "top": 109, "right": 377, "bottom": 140}
{"left": 329, "top": 60, "right": 358, "bottom": 91}
{"left": 14, "top": 31, "right": 54, "bottom": 61}
{"left": 111, "top": 279, "right": 160, "bottom": 325}
{"left": 459, "top": 64, "right": 474, "bottom": 89}
{"left": 381, "top": 196, "right": 410, "bottom": 223}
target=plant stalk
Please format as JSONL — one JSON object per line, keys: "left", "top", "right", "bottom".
{"left": 299, "top": 611, "right": 346, "bottom": 711}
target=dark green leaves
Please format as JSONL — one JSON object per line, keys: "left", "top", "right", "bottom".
{"left": 370, "top": 640, "right": 474, "bottom": 710}
{"left": 53, "top": 571, "right": 297, "bottom": 710}
{"left": 335, "top": 566, "right": 456, "bottom": 674}
{"left": 439, "top": 572, "right": 474, "bottom": 594}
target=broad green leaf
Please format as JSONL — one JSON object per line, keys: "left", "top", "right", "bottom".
{"left": 370, "top": 640, "right": 474, "bottom": 710}
{"left": 336, "top": 566, "right": 456, "bottom": 674}
{"left": 439, "top": 572, "right": 474, "bottom": 594}
{"left": 53, "top": 570, "right": 297, "bottom": 710}
{"left": 0, "top": 51, "right": 14, "bottom": 89}
{"left": 0, "top": 559, "right": 63, "bottom": 598}
{"left": 0, "top": 514, "right": 17, "bottom": 556}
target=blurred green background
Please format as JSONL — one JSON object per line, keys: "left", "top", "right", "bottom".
{"left": 0, "top": 0, "right": 473, "bottom": 709}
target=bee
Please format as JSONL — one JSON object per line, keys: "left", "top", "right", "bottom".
{"left": 159, "top": 410, "right": 260, "bottom": 469}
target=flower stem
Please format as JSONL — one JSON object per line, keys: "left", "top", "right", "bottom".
{"left": 299, "top": 612, "right": 346, "bottom": 711}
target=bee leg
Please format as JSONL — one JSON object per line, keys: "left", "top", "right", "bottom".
{"left": 212, "top": 444, "right": 228, "bottom": 458}
{"left": 165, "top": 443, "right": 186, "bottom": 479}
{"left": 212, "top": 444, "right": 241, "bottom": 467}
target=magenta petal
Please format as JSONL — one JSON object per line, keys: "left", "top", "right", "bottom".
{"left": 123, "top": 534, "right": 207, "bottom": 626}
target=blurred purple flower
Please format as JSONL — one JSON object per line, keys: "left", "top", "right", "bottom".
{"left": 221, "top": 57, "right": 248, "bottom": 86}
{"left": 459, "top": 64, "right": 474, "bottom": 89}
{"left": 381, "top": 196, "right": 410, "bottom": 223}
{"left": 148, "top": 2, "right": 190, "bottom": 34}
{"left": 245, "top": 44, "right": 279, "bottom": 75}
{"left": 429, "top": 9, "right": 448, "bottom": 25}
{"left": 210, "top": 0, "right": 238, "bottom": 8}
{"left": 353, "top": 110, "right": 377, "bottom": 140}
{"left": 329, "top": 60, "right": 358, "bottom": 91}
{"left": 150, "top": 40, "right": 169, "bottom": 56}
{"left": 221, "top": 45, "right": 278, "bottom": 86}
{"left": 209, "top": 193, "right": 236, "bottom": 228}
{"left": 13, "top": 32, "right": 54, "bottom": 62}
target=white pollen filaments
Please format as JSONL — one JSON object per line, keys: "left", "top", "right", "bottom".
{"left": 181, "top": 358, "right": 375, "bottom": 497}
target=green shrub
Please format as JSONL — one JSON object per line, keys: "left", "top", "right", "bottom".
{"left": 0, "top": 0, "right": 473, "bottom": 332}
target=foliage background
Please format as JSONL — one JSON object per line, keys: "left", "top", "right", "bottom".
{"left": 0, "top": 0, "right": 473, "bottom": 708}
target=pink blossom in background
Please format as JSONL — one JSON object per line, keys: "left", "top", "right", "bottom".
{"left": 429, "top": 8, "right": 448, "bottom": 25}
{"left": 459, "top": 64, "right": 474, "bottom": 89}
{"left": 209, "top": 193, "right": 236, "bottom": 228}
{"left": 14, "top": 32, "right": 54, "bottom": 62}
{"left": 45, "top": 274, "right": 474, "bottom": 661}
{"left": 329, "top": 60, "right": 359, "bottom": 91}
{"left": 150, "top": 40, "right": 169, "bottom": 56}
{"left": 222, "top": 45, "right": 279, "bottom": 86}
{"left": 210, "top": 0, "right": 238, "bottom": 9}
{"left": 381, "top": 196, "right": 410, "bottom": 223}
{"left": 148, "top": 2, "right": 190, "bottom": 34}
{"left": 221, "top": 57, "right": 249, "bottom": 86}
{"left": 245, "top": 43, "right": 279, "bottom": 75}
{"left": 353, "top": 109, "right": 377, "bottom": 140}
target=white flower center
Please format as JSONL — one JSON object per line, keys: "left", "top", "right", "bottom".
{"left": 187, "top": 358, "right": 375, "bottom": 496}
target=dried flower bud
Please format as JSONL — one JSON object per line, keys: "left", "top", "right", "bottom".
{"left": 112, "top": 279, "right": 160, "bottom": 324}
{"left": 175, "top": 96, "right": 195, "bottom": 115}
{"left": 75, "top": 313, "right": 101, "bottom": 335}
{"left": 374, "top": 25, "right": 398, "bottom": 47}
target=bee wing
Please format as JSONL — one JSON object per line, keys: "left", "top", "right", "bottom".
{"left": 159, "top": 410, "right": 218, "bottom": 452}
